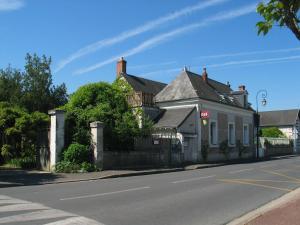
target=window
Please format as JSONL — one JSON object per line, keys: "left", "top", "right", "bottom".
{"left": 209, "top": 120, "right": 218, "bottom": 146}
{"left": 228, "top": 122, "right": 235, "bottom": 146}
{"left": 243, "top": 124, "right": 249, "bottom": 146}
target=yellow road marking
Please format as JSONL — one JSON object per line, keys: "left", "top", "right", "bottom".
{"left": 261, "top": 169, "right": 300, "bottom": 182}
{"left": 218, "top": 179, "right": 293, "bottom": 192}
{"left": 235, "top": 178, "right": 300, "bottom": 184}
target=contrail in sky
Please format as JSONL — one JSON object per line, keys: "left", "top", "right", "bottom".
{"left": 206, "top": 55, "right": 300, "bottom": 68}
{"left": 54, "top": 0, "right": 229, "bottom": 73}
{"left": 196, "top": 47, "right": 300, "bottom": 59}
{"left": 74, "top": 3, "right": 257, "bottom": 75}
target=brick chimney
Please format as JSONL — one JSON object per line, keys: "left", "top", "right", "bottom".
{"left": 116, "top": 57, "right": 127, "bottom": 78}
{"left": 239, "top": 85, "right": 246, "bottom": 91}
{"left": 202, "top": 68, "right": 208, "bottom": 82}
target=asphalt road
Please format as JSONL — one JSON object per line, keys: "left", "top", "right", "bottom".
{"left": 1, "top": 155, "right": 300, "bottom": 225}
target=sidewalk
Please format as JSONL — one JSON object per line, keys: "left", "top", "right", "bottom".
{"left": 0, "top": 163, "right": 222, "bottom": 188}
{"left": 228, "top": 188, "right": 300, "bottom": 225}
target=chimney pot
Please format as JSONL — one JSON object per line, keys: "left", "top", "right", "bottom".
{"left": 239, "top": 85, "right": 246, "bottom": 91}
{"left": 116, "top": 57, "right": 127, "bottom": 78}
{"left": 202, "top": 67, "right": 208, "bottom": 82}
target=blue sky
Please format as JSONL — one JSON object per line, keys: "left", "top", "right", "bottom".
{"left": 0, "top": 0, "right": 299, "bottom": 111}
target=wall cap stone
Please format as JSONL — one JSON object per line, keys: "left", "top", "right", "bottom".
{"left": 90, "top": 121, "right": 104, "bottom": 128}
{"left": 48, "top": 109, "right": 65, "bottom": 115}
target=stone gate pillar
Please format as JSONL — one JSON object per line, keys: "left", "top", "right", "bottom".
{"left": 90, "top": 121, "right": 104, "bottom": 169}
{"left": 48, "top": 110, "right": 65, "bottom": 171}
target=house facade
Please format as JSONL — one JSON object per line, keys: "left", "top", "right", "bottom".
{"left": 115, "top": 58, "right": 255, "bottom": 163}
{"left": 155, "top": 68, "right": 255, "bottom": 162}
{"left": 260, "top": 109, "right": 300, "bottom": 153}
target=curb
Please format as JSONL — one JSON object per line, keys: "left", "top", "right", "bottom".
{"left": 226, "top": 187, "right": 300, "bottom": 225}
{"left": 30, "top": 168, "right": 185, "bottom": 185}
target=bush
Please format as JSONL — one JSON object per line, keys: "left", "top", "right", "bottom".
{"left": 80, "top": 162, "right": 97, "bottom": 172}
{"left": 55, "top": 161, "right": 81, "bottom": 173}
{"left": 55, "top": 161, "right": 97, "bottom": 173}
{"left": 1, "top": 144, "right": 13, "bottom": 160}
{"left": 7, "top": 156, "right": 36, "bottom": 169}
{"left": 261, "top": 127, "right": 285, "bottom": 138}
{"left": 63, "top": 143, "right": 90, "bottom": 164}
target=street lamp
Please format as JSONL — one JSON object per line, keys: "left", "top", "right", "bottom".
{"left": 256, "top": 90, "right": 268, "bottom": 159}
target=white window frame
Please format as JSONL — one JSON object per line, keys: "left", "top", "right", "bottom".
{"left": 243, "top": 124, "right": 249, "bottom": 146}
{"left": 228, "top": 122, "right": 236, "bottom": 147}
{"left": 209, "top": 119, "right": 218, "bottom": 147}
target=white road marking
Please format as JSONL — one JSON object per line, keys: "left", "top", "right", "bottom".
{"left": 44, "top": 216, "right": 106, "bottom": 225}
{"left": 60, "top": 186, "right": 151, "bottom": 201}
{"left": 0, "top": 203, "right": 47, "bottom": 212}
{"left": 171, "top": 175, "right": 216, "bottom": 184}
{"left": 0, "top": 209, "right": 74, "bottom": 224}
{"left": 229, "top": 168, "right": 253, "bottom": 174}
{"left": 0, "top": 195, "right": 106, "bottom": 225}
{"left": 0, "top": 199, "right": 28, "bottom": 205}
{"left": 260, "top": 164, "right": 274, "bottom": 168}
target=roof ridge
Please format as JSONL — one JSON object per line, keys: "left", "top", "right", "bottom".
{"left": 125, "top": 73, "right": 167, "bottom": 85}
{"left": 185, "top": 70, "right": 229, "bottom": 88}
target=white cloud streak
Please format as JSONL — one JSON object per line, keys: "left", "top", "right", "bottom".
{"left": 128, "top": 61, "right": 177, "bottom": 70}
{"left": 138, "top": 55, "right": 300, "bottom": 77}
{"left": 197, "top": 47, "right": 300, "bottom": 59}
{"left": 206, "top": 55, "right": 300, "bottom": 68}
{"left": 0, "top": 0, "right": 24, "bottom": 11}
{"left": 55, "top": 0, "right": 229, "bottom": 73}
{"left": 74, "top": 3, "right": 257, "bottom": 75}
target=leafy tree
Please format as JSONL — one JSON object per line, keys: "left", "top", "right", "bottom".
{"left": 22, "top": 54, "right": 68, "bottom": 113}
{"left": 261, "top": 127, "right": 286, "bottom": 138}
{"left": 256, "top": 0, "right": 300, "bottom": 40}
{"left": 0, "top": 102, "right": 49, "bottom": 163}
{"left": 0, "top": 67, "right": 23, "bottom": 105}
{"left": 63, "top": 82, "right": 140, "bottom": 151}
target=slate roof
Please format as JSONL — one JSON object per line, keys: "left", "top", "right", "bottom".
{"left": 154, "top": 107, "right": 196, "bottom": 129}
{"left": 122, "top": 73, "right": 167, "bottom": 95}
{"left": 155, "top": 70, "right": 247, "bottom": 109}
{"left": 260, "top": 109, "right": 300, "bottom": 127}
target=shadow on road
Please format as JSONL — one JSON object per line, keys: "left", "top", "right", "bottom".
{"left": 0, "top": 169, "right": 63, "bottom": 188}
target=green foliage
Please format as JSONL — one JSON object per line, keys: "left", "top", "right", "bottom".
{"left": 0, "top": 54, "right": 68, "bottom": 113}
{"left": 0, "top": 53, "right": 67, "bottom": 167}
{"left": 0, "top": 102, "right": 49, "bottom": 164}
{"left": 80, "top": 162, "right": 97, "bottom": 172}
{"left": 55, "top": 161, "right": 97, "bottom": 173}
{"left": 55, "top": 161, "right": 81, "bottom": 173}
{"left": 1, "top": 144, "right": 13, "bottom": 160}
{"left": 63, "top": 82, "right": 141, "bottom": 151}
{"left": 201, "top": 140, "right": 209, "bottom": 162}
{"left": 63, "top": 143, "right": 90, "bottom": 164}
{"left": 0, "top": 67, "right": 23, "bottom": 105}
{"left": 6, "top": 156, "right": 36, "bottom": 169}
{"left": 256, "top": 0, "right": 300, "bottom": 40}
{"left": 261, "top": 127, "right": 285, "bottom": 138}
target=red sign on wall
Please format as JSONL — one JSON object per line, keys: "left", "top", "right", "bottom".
{"left": 200, "top": 110, "right": 209, "bottom": 119}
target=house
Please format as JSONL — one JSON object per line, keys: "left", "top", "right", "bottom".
{"left": 260, "top": 109, "right": 300, "bottom": 153}
{"left": 155, "top": 67, "right": 255, "bottom": 162}
{"left": 115, "top": 58, "right": 255, "bottom": 163}
{"left": 116, "top": 57, "right": 166, "bottom": 123}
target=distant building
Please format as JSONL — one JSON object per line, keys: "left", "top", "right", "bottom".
{"left": 260, "top": 109, "right": 300, "bottom": 153}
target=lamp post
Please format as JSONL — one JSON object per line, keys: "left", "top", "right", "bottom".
{"left": 256, "top": 90, "right": 267, "bottom": 159}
